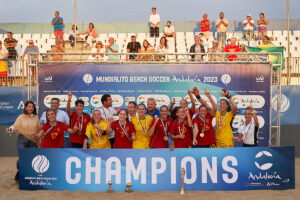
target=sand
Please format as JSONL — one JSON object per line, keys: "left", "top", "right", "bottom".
{"left": 0, "top": 157, "right": 299, "bottom": 200}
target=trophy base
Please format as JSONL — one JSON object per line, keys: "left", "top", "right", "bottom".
{"left": 107, "top": 189, "right": 113, "bottom": 193}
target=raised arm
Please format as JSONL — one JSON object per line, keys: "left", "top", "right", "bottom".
{"left": 188, "top": 89, "right": 195, "bottom": 113}
{"left": 221, "top": 89, "right": 237, "bottom": 115}
{"left": 67, "top": 90, "right": 73, "bottom": 117}
{"left": 149, "top": 117, "right": 159, "bottom": 137}
{"left": 248, "top": 104, "right": 259, "bottom": 127}
{"left": 168, "top": 98, "right": 175, "bottom": 113}
{"left": 186, "top": 108, "right": 192, "bottom": 128}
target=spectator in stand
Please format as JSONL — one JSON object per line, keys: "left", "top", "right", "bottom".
{"left": 164, "top": 21, "right": 175, "bottom": 38}
{"left": 105, "top": 37, "right": 119, "bottom": 60}
{"left": 21, "top": 40, "right": 39, "bottom": 85}
{"left": 215, "top": 12, "right": 228, "bottom": 47}
{"left": 89, "top": 41, "right": 105, "bottom": 60}
{"left": 239, "top": 41, "right": 249, "bottom": 61}
{"left": 4, "top": 32, "right": 18, "bottom": 61}
{"left": 225, "top": 37, "right": 240, "bottom": 61}
{"left": 69, "top": 25, "right": 79, "bottom": 48}
{"left": 126, "top": 36, "right": 141, "bottom": 61}
{"left": 40, "top": 97, "right": 70, "bottom": 126}
{"left": 258, "top": 36, "right": 274, "bottom": 48}
{"left": 156, "top": 36, "right": 168, "bottom": 61}
{"left": 208, "top": 40, "right": 223, "bottom": 61}
{"left": 51, "top": 11, "right": 64, "bottom": 46}
{"left": 146, "top": 98, "right": 160, "bottom": 118}
{"left": 80, "top": 23, "right": 97, "bottom": 48}
{"left": 5, "top": 101, "right": 40, "bottom": 181}
{"left": 243, "top": 14, "right": 255, "bottom": 41}
{"left": 189, "top": 35, "right": 205, "bottom": 61}
{"left": 199, "top": 33, "right": 209, "bottom": 49}
{"left": 149, "top": 7, "right": 160, "bottom": 37}
{"left": 141, "top": 39, "right": 155, "bottom": 61}
{"left": 200, "top": 13, "right": 210, "bottom": 40}
{"left": 38, "top": 109, "right": 77, "bottom": 148}
{"left": 50, "top": 39, "right": 65, "bottom": 61}
{"left": 257, "top": 13, "right": 268, "bottom": 40}
{"left": 127, "top": 101, "right": 138, "bottom": 121}
{"left": 0, "top": 41, "right": 9, "bottom": 86}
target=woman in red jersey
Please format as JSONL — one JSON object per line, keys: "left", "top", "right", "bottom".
{"left": 38, "top": 109, "right": 77, "bottom": 148}
{"left": 170, "top": 107, "right": 192, "bottom": 148}
{"left": 110, "top": 109, "right": 136, "bottom": 148}
{"left": 149, "top": 105, "right": 173, "bottom": 148}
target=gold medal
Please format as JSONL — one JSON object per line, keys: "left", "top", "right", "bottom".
{"left": 164, "top": 136, "right": 168, "bottom": 141}
{"left": 99, "top": 140, "right": 103, "bottom": 144}
{"left": 200, "top": 133, "right": 204, "bottom": 137}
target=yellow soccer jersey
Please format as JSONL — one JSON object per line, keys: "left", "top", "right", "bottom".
{"left": 131, "top": 115, "right": 153, "bottom": 149}
{"left": 85, "top": 121, "right": 111, "bottom": 149}
{"left": 215, "top": 110, "right": 234, "bottom": 147}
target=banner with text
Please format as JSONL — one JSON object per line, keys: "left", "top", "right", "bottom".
{"left": 19, "top": 147, "right": 295, "bottom": 191}
{"left": 39, "top": 63, "right": 270, "bottom": 145}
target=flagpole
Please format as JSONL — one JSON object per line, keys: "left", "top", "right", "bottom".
{"left": 286, "top": 0, "right": 291, "bottom": 85}
{"left": 74, "top": 0, "right": 77, "bottom": 51}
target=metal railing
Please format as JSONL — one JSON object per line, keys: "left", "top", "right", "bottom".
{"left": 0, "top": 59, "right": 30, "bottom": 86}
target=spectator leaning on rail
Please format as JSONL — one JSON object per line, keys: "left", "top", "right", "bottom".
{"left": 224, "top": 37, "right": 240, "bottom": 61}
{"left": 243, "top": 14, "right": 255, "bottom": 41}
{"left": 189, "top": 35, "right": 205, "bottom": 61}
{"left": 50, "top": 39, "right": 65, "bottom": 61}
{"left": 199, "top": 13, "right": 210, "bottom": 40}
{"left": 51, "top": 11, "right": 64, "bottom": 46}
{"left": 149, "top": 7, "right": 160, "bottom": 38}
{"left": 89, "top": 41, "right": 105, "bottom": 60}
{"left": 141, "top": 39, "right": 156, "bottom": 61}
{"left": 208, "top": 40, "right": 223, "bottom": 61}
{"left": 22, "top": 40, "right": 39, "bottom": 85}
{"left": 105, "top": 37, "right": 119, "bottom": 61}
{"left": 156, "top": 36, "right": 168, "bottom": 61}
{"left": 4, "top": 32, "right": 18, "bottom": 61}
{"left": 258, "top": 36, "right": 274, "bottom": 48}
{"left": 126, "top": 35, "right": 141, "bottom": 61}
{"left": 215, "top": 12, "right": 228, "bottom": 48}
{"left": 0, "top": 41, "right": 9, "bottom": 86}
{"left": 80, "top": 23, "right": 97, "bottom": 48}
{"left": 257, "top": 13, "right": 268, "bottom": 40}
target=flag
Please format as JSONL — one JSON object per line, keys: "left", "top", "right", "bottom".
{"left": 246, "top": 46, "right": 284, "bottom": 70}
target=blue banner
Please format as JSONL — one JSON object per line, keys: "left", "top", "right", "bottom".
{"left": 19, "top": 147, "right": 295, "bottom": 191}
{"left": 38, "top": 63, "right": 270, "bottom": 146}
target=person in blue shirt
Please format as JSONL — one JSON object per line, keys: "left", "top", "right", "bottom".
{"left": 146, "top": 98, "right": 160, "bottom": 118}
{"left": 51, "top": 11, "right": 64, "bottom": 46}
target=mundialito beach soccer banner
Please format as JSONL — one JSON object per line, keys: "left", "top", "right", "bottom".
{"left": 39, "top": 63, "right": 270, "bottom": 146}
{"left": 19, "top": 147, "right": 295, "bottom": 191}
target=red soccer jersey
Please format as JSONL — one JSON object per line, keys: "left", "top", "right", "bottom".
{"left": 40, "top": 121, "right": 69, "bottom": 148}
{"left": 192, "top": 113, "right": 216, "bottom": 146}
{"left": 111, "top": 120, "right": 135, "bottom": 149}
{"left": 69, "top": 112, "right": 91, "bottom": 145}
{"left": 150, "top": 117, "right": 173, "bottom": 148}
{"left": 170, "top": 119, "right": 192, "bottom": 148}
{"left": 225, "top": 44, "right": 241, "bottom": 61}
{"left": 200, "top": 19, "right": 210, "bottom": 32}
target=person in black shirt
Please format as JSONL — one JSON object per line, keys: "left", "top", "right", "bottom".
{"left": 126, "top": 36, "right": 141, "bottom": 61}
{"left": 4, "top": 32, "right": 18, "bottom": 61}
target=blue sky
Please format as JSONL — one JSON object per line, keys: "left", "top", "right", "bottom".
{"left": 1, "top": 0, "right": 299, "bottom": 23}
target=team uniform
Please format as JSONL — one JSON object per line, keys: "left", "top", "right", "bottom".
{"left": 131, "top": 115, "right": 153, "bottom": 149}
{"left": 40, "top": 121, "right": 69, "bottom": 148}
{"left": 111, "top": 120, "right": 136, "bottom": 149}
{"left": 69, "top": 112, "right": 91, "bottom": 148}
{"left": 215, "top": 110, "right": 234, "bottom": 147}
{"left": 238, "top": 118, "right": 258, "bottom": 147}
{"left": 85, "top": 120, "right": 111, "bottom": 149}
{"left": 170, "top": 119, "right": 192, "bottom": 148}
{"left": 192, "top": 113, "right": 215, "bottom": 147}
{"left": 150, "top": 117, "right": 173, "bottom": 148}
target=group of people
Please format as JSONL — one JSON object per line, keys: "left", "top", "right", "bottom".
{"left": 7, "top": 88, "right": 259, "bottom": 180}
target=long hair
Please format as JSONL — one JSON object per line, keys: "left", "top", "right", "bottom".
{"left": 160, "top": 36, "right": 168, "bottom": 49}
{"left": 45, "top": 109, "right": 56, "bottom": 123}
{"left": 117, "top": 109, "right": 129, "bottom": 121}
{"left": 91, "top": 109, "right": 101, "bottom": 125}
{"left": 23, "top": 101, "right": 37, "bottom": 115}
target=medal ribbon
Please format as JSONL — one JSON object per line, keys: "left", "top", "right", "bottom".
{"left": 95, "top": 121, "right": 102, "bottom": 141}
{"left": 178, "top": 120, "right": 184, "bottom": 135}
{"left": 44, "top": 123, "right": 57, "bottom": 136}
{"left": 138, "top": 116, "right": 147, "bottom": 135}
{"left": 119, "top": 121, "right": 129, "bottom": 138}
{"left": 218, "top": 112, "right": 227, "bottom": 131}
{"left": 199, "top": 116, "right": 206, "bottom": 133}
{"left": 160, "top": 118, "right": 168, "bottom": 136}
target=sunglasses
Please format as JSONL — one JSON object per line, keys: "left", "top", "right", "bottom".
{"left": 29, "top": 43, "right": 33, "bottom": 44}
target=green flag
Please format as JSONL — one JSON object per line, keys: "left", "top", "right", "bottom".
{"left": 246, "top": 46, "right": 284, "bottom": 70}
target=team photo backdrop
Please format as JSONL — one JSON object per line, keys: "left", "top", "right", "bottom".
{"left": 38, "top": 63, "right": 270, "bottom": 146}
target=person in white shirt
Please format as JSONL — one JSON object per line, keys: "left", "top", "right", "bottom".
{"left": 149, "top": 7, "right": 160, "bottom": 37}
{"left": 215, "top": 12, "right": 228, "bottom": 48}
{"left": 88, "top": 41, "right": 106, "bottom": 60}
{"left": 97, "top": 94, "right": 117, "bottom": 146}
{"left": 243, "top": 14, "right": 255, "bottom": 41}
{"left": 233, "top": 104, "right": 259, "bottom": 147}
{"left": 40, "top": 98, "right": 70, "bottom": 125}
{"left": 164, "top": 21, "right": 175, "bottom": 38}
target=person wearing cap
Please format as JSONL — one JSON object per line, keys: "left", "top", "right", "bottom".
{"left": 208, "top": 39, "right": 223, "bottom": 61}
{"left": 89, "top": 41, "right": 106, "bottom": 60}
{"left": 243, "top": 14, "right": 255, "bottom": 41}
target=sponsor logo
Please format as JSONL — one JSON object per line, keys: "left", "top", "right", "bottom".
{"left": 233, "top": 95, "right": 265, "bottom": 109}
{"left": 254, "top": 151, "right": 273, "bottom": 170}
{"left": 32, "top": 155, "right": 50, "bottom": 174}
{"left": 44, "top": 95, "right": 77, "bottom": 108}
{"left": 44, "top": 75, "right": 53, "bottom": 83}
{"left": 83, "top": 74, "right": 93, "bottom": 84}
{"left": 137, "top": 95, "right": 170, "bottom": 107}
{"left": 232, "top": 115, "right": 265, "bottom": 129}
{"left": 90, "top": 95, "right": 124, "bottom": 108}
{"left": 256, "top": 76, "right": 264, "bottom": 83}
{"left": 221, "top": 74, "right": 231, "bottom": 85}
{"left": 272, "top": 94, "right": 290, "bottom": 113}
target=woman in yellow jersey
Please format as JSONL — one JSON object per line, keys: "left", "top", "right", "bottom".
{"left": 83, "top": 109, "right": 113, "bottom": 149}
{"left": 215, "top": 89, "right": 237, "bottom": 148}
{"left": 131, "top": 104, "right": 153, "bottom": 149}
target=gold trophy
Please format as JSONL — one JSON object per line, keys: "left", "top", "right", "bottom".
{"left": 107, "top": 180, "right": 113, "bottom": 193}
{"left": 126, "top": 182, "right": 133, "bottom": 193}
{"left": 180, "top": 168, "right": 185, "bottom": 195}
